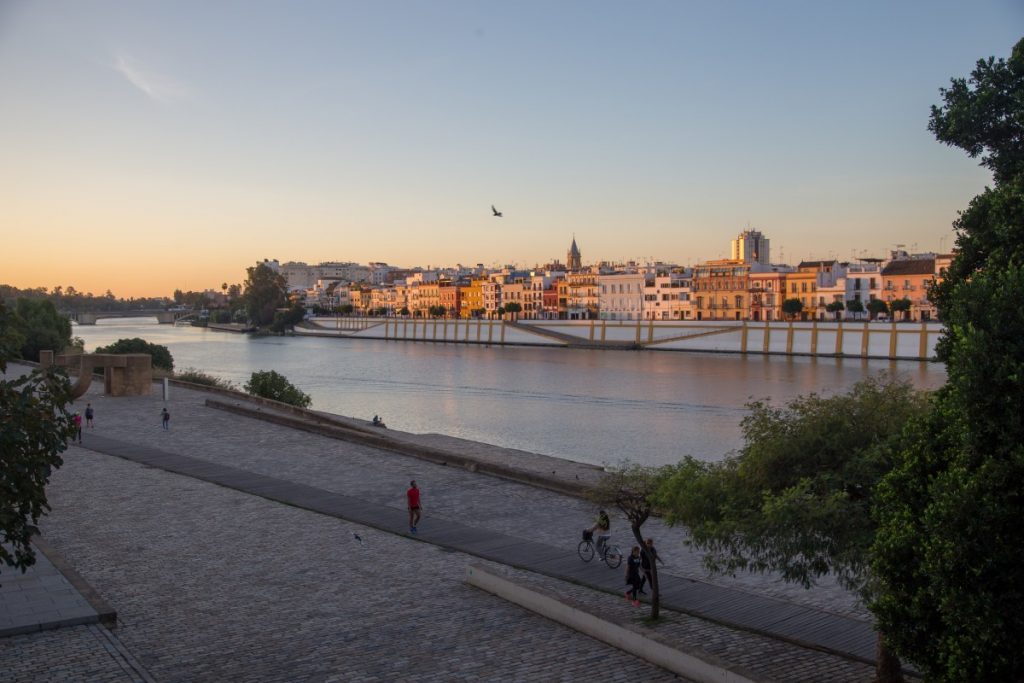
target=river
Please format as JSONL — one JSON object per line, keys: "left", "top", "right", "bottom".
{"left": 73, "top": 318, "right": 947, "bottom": 467}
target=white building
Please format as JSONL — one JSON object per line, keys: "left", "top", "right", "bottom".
{"left": 598, "top": 273, "right": 645, "bottom": 321}
{"left": 643, "top": 271, "right": 693, "bottom": 320}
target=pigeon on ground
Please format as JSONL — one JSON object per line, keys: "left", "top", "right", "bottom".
{"left": 491, "top": 205, "right": 503, "bottom": 217}
{"left": 353, "top": 533, "right": 363, "bottom": 545}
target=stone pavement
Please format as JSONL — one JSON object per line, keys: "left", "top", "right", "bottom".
{"left": 0, "top": 539, "right": 112, "bottom": 637}
{"left": 76, "top": 431, "right": 878, "bottom": 666}
{"left": 0, "top": 363, "right": 885, "bottom": 681}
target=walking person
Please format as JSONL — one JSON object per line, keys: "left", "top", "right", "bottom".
{"left": 161, "top": 407, "right": 170, "bottom": 430}
{"left": 624, "top": 546, "right": 643, "bottom": 607}
{"left": 85, "top": 403, "right": 94, "bottom": 428}
{"left": 73, "top": 412, "right": 83, "bottom": 443}
{"left": 639, "top": 537, "right": 663, "bottom": 595}
{"left": 407, "top": 480, "right": 422, "bottom": 533}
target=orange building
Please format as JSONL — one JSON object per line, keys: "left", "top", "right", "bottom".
{"left": 881, "top": 258, "right": 938, "bottom": 321}
{"left": 439, "top": 282, "right": 462, "bottom": 318}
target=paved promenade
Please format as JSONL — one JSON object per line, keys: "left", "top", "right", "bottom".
{"left": 0, "top": 363, "right": 882, "bottom": 681}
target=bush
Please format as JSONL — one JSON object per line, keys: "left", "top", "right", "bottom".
{"left": 95, "top": 338, "right": 174, "bottom": 371}
{"left": 175, "top": 368, "right": 236, "bottom": 390}
{"left": 244, "top": 370, "right": 311, "bottom": 408}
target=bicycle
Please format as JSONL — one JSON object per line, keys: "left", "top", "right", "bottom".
{"left": 578, "top": 530, "right": 622, "bottom": 568}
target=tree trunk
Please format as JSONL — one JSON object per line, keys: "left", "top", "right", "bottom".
{"left": 874, "top": 632, "right": 903, "bottom": 683}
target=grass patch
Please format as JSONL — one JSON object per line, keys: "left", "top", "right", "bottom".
{"left": 175, "top": 368, "right": 236, "bottom": 390}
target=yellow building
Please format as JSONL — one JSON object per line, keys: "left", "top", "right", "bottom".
{"left": 461, "top": 278, "right": 486, "bottom": 318}
{"left": 691, "top": 260, "right": 751, "bottom": 321}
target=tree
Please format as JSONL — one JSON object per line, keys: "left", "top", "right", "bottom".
{"left": 594, "top": 464, "right": 664, "bottom": 619}
{"left": 504, "top": 302, "right": 522, "bottom": 319}
{"left": 866, "top": 298, "right": 889, "bottom": 320}
{"left": 244, "top": 370, "right": 312, "bottom": 408}
{"left": 655, "top": 378, "right": 930, "bottom": 682}
{"left": 825, "top": 300, "right": 845, "bottom": 321}
{"left": 781, "top": 298, "right": 803, "bottom": 320}
{"left": 10, "top": 298, "right": 72, "bottom": 362}
{"left": 95, "top": 338, "right": 174, "bottom": 372}
{"left": 846, "top": 298, "right": 865, "bottom": 318}
{"left": 243, "top": 262, "right": 287, "bottom": 327}
{"left": 270, "top": 304, "right": 306, "bottom": 334}
{"left": 0, "top": 301, "right": 76, "bottom": 586}
{"left": 889, "top": 298, "right": 912, "bottom": 321}
{"left": 872, "top": 39, "right": 1024, "bottom": 681}
{"left": 399, "top": 307, "right": 410, "bottom": 317}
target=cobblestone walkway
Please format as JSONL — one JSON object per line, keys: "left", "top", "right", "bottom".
{"left": 1, "top": 364, "right": 886, "bottom": 681}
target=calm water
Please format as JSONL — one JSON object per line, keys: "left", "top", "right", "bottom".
{"left": 75, "top": 318, "right": 947, "bottom": 467}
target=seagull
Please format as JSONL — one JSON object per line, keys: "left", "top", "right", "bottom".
{"left": 491, "top": 205, "right": 503, "bottom": 217}
{"left": 353, "top": 533, "right": 363, "bottom": 545}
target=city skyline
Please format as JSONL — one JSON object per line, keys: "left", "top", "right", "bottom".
{"left": 1, "top": 1, "right": 1020, "bottom": 297}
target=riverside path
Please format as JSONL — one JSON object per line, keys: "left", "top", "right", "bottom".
{"left": 1, "top": 362, "right": 885, "bottom": 681}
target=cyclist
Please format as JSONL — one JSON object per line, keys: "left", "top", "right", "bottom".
{"left": 587, "top": 509, "right": 611, "bottom": 558}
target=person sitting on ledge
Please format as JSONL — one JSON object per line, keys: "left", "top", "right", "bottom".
{"left": 372, "top": 415, "right": 386, "bottom": 428}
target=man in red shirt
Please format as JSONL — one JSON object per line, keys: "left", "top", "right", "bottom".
{"left": 407, "top": 480, "right": 422, "bottom": 533}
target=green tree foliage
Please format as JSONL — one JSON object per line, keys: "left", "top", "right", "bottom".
{"left": 0, "top": 301, "right": 76, "bottom": 585}
{"left": 655, "top": 378, "right": 930, "bottom": 681}
{"left": 872, "top": 39, "right": 1024, "bottom": 681}
{"left": 242, "top": 262, "right": 287, "bottom": 327}
{"left": 825, "top": 300, "right": 845, "bottom": 320}
{"left": 866, "top": 298, "right": 889, "bottom": 320}
{"left": 244, "top": 370, "right": 312, "bottom": 408}
{"left": 888, "top": 298, "right": 912, "bottom": 320}
{"left": 95, "top": 338, "right": 174, "bottom": 371}
{"left": 504, "top": 302, "right": 522, "bottom": 318}
{"left": 270, "top": 304, "right": 306, "bottom": 334}
{"left": 846, "top": 298, "right": 865, "bottom": 315}
{"left": 11, "top": 298, "right": 72, "bottom": 362}
{"left": 96, "top": 337, "right": 174, "bottom": 370}
{"left": 781, "top": 298, "right": 803, "bottom": 319}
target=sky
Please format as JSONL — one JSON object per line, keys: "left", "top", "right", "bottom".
{"left": 1, "top": 1, "right": 1021, "bottom": 298}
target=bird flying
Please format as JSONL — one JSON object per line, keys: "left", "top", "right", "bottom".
{"left": 491, "top": 205, "right": 503, "bottom": 217}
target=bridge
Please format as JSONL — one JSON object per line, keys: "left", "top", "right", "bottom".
{"left": 67, "top": 309, "right": 193, "bottom": 325}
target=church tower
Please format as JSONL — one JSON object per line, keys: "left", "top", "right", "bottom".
{"left": 567, "top": 236, "right": 582, "bottom": 271}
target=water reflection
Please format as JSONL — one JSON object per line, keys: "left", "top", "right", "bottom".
{"left": 75, "top": 318, "right": 947, "bottom": 467}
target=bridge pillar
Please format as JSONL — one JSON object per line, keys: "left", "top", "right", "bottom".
{"left": 76, "top": 312, "right": 98, "bottom": 325}
{"left": 155, "top": 311, "right": 176, "bottom": 324}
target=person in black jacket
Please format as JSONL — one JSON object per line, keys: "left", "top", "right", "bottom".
{"left": 639, "top": 537, "right": 663, "bottom": 594}
{"left": 624, "top": 546, "right": 643, "bottom": 607}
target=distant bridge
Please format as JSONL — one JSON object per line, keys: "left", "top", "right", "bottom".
{"left": 67, "top": 310, "right": 192, "bottom": 325}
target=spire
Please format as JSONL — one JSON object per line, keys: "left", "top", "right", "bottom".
{"left": 567, "top": 235, "right": 581, "bottom": 271}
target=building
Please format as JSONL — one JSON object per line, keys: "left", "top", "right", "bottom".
{"left": 881, "top": 257, "right": 938, "bottom": 321}
{"left": 748, "top": 270, "right": 788, "bottom": 322}
{"left": 730, "top": 230, "right": 770, "bottom": 265}
{"left": 598, "top": 272, "right": 645, "bottom": 321}
{"left": 642, "top": 271, "right": 692, "bottom": 320}
{"left": 691, "top": 260, "right": 755, "bottom": 321}
{"left": 567, "top": 237, "right": 582, "bottom": 272}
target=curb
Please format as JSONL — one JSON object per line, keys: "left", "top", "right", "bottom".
{"left": 204, "top": 398, "right": 598, "bottom": 499}
{"left": 32, "top": 535, "right": 117, "bottom": 629}
{"left": 466, "top": 564, "right": 775, "bottom": 683}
